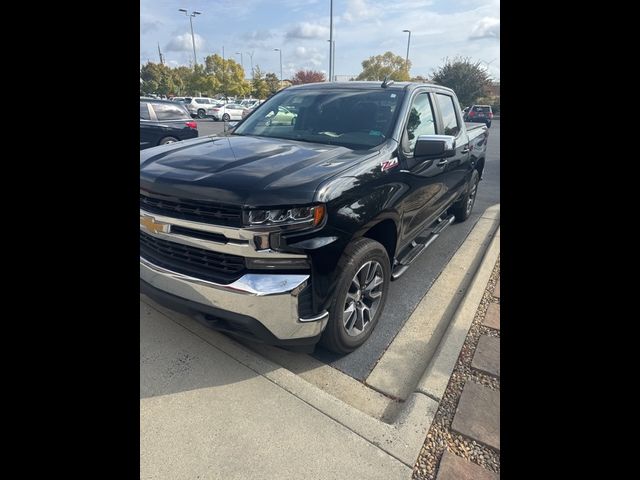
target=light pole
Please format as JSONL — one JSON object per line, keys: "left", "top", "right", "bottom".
{"left": 179, "top": 9, "right": 202, "bottom": 69}
{"left": 329, "top": 0, "right": 334, "bottom": 82}
{"left": 246, "top": 51, "right": 254, "bottom": 75}
{"left": 274, "top": 48, "right": 283, "bottom": 85}
{"left": 327, "top": 39, "right": 335, "bottom": 81}
{"left": 235, "top": 51, "right": 244, "bottom": 72}
{"left": 402, "top": 29, "right": 411, "bottom": 75}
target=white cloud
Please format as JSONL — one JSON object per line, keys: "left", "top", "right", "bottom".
{"left": 342, "top": 0, "right": 381, "bottom": 22}
{"left": 295, "top": 46, "right": 307, "bottom": 56}
{"left": 286, "top": 22, "right": 329, "bottom": 39}
{"left": 469, "top": 17, "right": 500, "bottom": 40}
{"left": 166, "top": 33, "right": 206, "bottom": 52}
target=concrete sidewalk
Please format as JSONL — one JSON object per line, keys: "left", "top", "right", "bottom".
{"left": 140, "top": 300, "right": 411, "bottom": 480}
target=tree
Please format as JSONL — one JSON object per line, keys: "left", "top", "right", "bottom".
{"left": 264, "top": 72, "right": 280, "bottom": 95}
{"left": 140, "top": 62, "right": 176, "bottom": 95}
{"left": 355, "top": 51, "right": 410, "bottom": 81}
{"left": 291, "top": 69, "right": 326, "bottom": 85}
{"left": 411, "top": 75, "right": 429, "bottom": 83}
{"left": 431, "top": 56, "right": 492, "bottom": 108}
{"left": 251, "top": 66, "right": 269, "bottom": 99}
{"left": 204, "top": 54, "right": 251, "bottom": 98}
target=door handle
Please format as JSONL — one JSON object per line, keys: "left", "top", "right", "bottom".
{"left": 437, "top": 159, "right": 448, "bottom": 167}
{"left": 461, "top": 146, "right": 470, "bottom": 154}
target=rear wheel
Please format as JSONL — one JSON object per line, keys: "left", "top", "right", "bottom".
{"left": 320, "top": 238, "right": 390, "bottom": 354}
{"left": 197, "top": 109, "right": 206, "bottom": 119}
{"left": 158, "top": 136, "right": 179, "bottom": 145}
{"left": 451, "top": 169, "right": 479, "bottom": 222}
{"left": 222, "top": 113, "right": 231, "bottom": 122}
{"left": 486, "top": 121, "right": 492, "bottom": 128}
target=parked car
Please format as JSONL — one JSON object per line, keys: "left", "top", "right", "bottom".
{"left": 140, "top": 98, "right": 198, "bottom": 150}
{"left": 140, "top": 81, "right": 488, "bottom": 353}
{"left": 211, "top": 103, "right": 246, "bottom": 121}
{"left": 241, "top": 105, "right": 256, "bottom": 120}
{"left": 265, "top": 106, "right": 297, "bottom": 125}
{"left": 181, "top": 97, "right": 219, "bottom": 118}
{"left": 465, "top": 105, "right": 493, "bottom": 128}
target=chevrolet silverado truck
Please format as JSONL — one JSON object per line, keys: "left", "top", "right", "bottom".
{"left": 140, "top": 81, "right": 489, "bottom": 353}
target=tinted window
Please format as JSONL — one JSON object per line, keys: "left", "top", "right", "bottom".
{"left": 140, "top": 103, "right": 151, "bottom": 120}
{"left": 196, "top": 98, "right": 209, "bottom": 104}
{"left": 151, "top": 103, "right": 190, "bottom": 120}
{"left": 406, "top": 93, "right": 436, "bottom": 152}
{"left": 473, "top": 106, "right": 491, "bottom": 112}
{"left": 234, "top": 88, "right": 404, "bottom": 150}
{"left": 436, "top": 94, "right": 460, "bottom": 136}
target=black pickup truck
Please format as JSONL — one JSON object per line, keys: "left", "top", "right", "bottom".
{"left": 140, "top": 81, "right": 488, "bottom": 353}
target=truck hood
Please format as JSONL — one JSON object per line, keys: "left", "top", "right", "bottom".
{"left": 140, "top": 135, "right": 374, "bottom": 206}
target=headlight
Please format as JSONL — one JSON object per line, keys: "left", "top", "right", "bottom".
{"left": 246, "top": 204, "right": 326, "bottom": 227}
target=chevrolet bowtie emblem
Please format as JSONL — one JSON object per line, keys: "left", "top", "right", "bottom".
{"left": 140, "top": 214, "right": 170, "bottom": 234}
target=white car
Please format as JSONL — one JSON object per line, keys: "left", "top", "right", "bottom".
{"left": 211, "top": 103, "right": 246, "bottom": 121}
{"left": 181, "top": 97, "right": 219, "bottom": 118}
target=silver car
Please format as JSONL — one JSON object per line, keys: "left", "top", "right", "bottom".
{"left": 181, "top": 97, "right": 219, "bottom": 119}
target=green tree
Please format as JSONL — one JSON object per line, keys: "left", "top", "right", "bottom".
{"left": 431, "top": 56, "right": 492, "bottom": 108}
{"left": 204, "top": 54, "right": 250, "bottom": 98}
{"left": 355, "top": 51, "right": 411, "bottom": 81}
{"left": 251, "top": 66, "right": 269, "bottom": 99}
{"left": 140, "top": 62, "right": 175, "bottom": 95}
{"left": 264, "top": 72, "right": 280, "bottom": 95}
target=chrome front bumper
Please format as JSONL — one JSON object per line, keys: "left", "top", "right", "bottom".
{"left": 140, "top": 257, "right": 328, "bottom": 341}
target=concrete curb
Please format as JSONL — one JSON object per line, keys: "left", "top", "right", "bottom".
{"left": 417, "top": 226, "right": 500, "bottom": 400}
{"left": 365, "top": 205, "right": 500, "bottom": 401}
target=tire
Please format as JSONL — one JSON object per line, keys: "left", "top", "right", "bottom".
{"left": 486, "top": 121, "right": 492, "bottom": 128}
{"left": 197, "top": 109, "right": 206, "bottom": 119}
{"left": 320, "top": 238, "right": 390, "bottom": 354}
{"left": 450, "top": 169, "right": 479, "bottom": 222}
{"left": 222, "top": 113, "right": 230, "bottom": 122}
{"left": 158, "top": 136, "right": 179, "bottom": 145}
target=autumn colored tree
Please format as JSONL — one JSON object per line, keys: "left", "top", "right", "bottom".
{"left": 291, "top": 69, "right": 326, "bottom": 85}
{"left": 355, "top": 51, "right": 411, "bottom": 81}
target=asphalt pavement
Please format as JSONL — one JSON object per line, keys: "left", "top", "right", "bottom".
{"left": 193, "top": 118, "right": 500, "bottom": 381}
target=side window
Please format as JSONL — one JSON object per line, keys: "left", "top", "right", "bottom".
{"left": 405, "top": 93, "right": 436, "bottom": 153}
{"left": 140, "top": 103, "right": 151, "bottom": 120}
{"left": 152, "top": 103, "right": 190, "bottom": 120}
{"left": 436, "top": 94, "right": 460, "bottom": 136}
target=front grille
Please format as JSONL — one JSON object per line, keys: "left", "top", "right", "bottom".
{"left": 140, "top": 231, "right": 245, "bottom": 284}
{"left": 140, "top": 194, "right": 243, "bottom": 227}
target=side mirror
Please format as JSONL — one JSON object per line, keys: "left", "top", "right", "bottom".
{"left": 224, "top": 121, "right": 238, "bottom": 133}
{"left": 414, "top": 135, "right": 456, "bottom": 159}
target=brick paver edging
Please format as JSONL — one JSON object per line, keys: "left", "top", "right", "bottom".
{"left": 412, "top": 258, "right": 500, "bottom": 479}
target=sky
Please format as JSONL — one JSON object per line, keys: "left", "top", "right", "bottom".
{"left": 140, "top": 0, "right": 500, "bottom": 81}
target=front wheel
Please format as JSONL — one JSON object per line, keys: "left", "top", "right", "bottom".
{"left": 320, "top": 238, "right": 390, "bottom": 354}
{"left": 450, "top": 169, "right": 479, "bottom": 222}
{"left": 222, "top": 113, "right": 231, "bottom": 122}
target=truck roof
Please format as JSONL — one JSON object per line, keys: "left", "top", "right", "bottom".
{"left": 286, "top": 81, "right": 455, "bottom": 95}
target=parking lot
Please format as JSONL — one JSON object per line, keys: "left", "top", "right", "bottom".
{"left": 191, "top": 118, "right": 501, "bottom": 381}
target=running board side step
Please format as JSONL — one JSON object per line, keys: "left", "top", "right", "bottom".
{"left": 391, "top": 214, "right": 456, "bottom": 280}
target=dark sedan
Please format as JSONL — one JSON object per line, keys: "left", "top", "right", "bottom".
{"left": 140, "top": 98, "right": 198, "bottom": 150}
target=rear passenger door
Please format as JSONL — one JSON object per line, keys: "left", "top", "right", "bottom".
{"left": 433, "top": 93, "right": 471, "bottom": 207}
{"left": 397, "top": 90, "right": 451, "bottom": 244}
{"left": 140, "top": 102, "right": 156, "bottom": 149}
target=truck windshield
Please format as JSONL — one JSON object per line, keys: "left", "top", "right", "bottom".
{"left": 233, "top": 88, "right": 405, "bottom": 150}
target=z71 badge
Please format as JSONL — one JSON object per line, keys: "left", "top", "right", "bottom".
{"left": 381, "top": 158, "right": 398, "bottom": 172}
